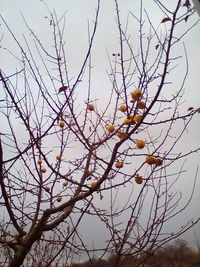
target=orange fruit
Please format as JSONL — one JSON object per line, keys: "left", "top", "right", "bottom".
{"left": 146, "top": 156, "right": 156, "bottom": 165}
{"left": 128, "top": 114, "right": 134, "bottom": 119}
{"left": 128, "top": 115, "right": 136, "bottom": 124}
{"left": 134, "top": 115, "right": 143, "bottom": 124}
{"left": 115, "top": 161, "right": 124, "bottom": 168}
{"left": 119, "top": 104, "right": 127, "bottom": 112}
{"left": 136, "top": 140, "right": 145, "bottom": 149}
{"left": 56, "top": 196, "right": 62, "bottom": 202}
{"left": 107, "top": 125, "right": 115, "bottom": 133}
{"left": 137, "top": 101, "right": 146, "bottom": 109}
{"left": 90, "top": 181, "right": 97, "bottom": 188}
{"left": 37, "top": 159, "right": 42, "bottom": 165}
{"left": 131, "top": 89, "right": 142, "bottom": 100}
{"left": 116, "top": 131, "right": 125, "bottom": 138}
{"left": 56, "top": 155, "right": 61, "bottom": 161}
{"left": 135, "top": 176, "right": 143, "bottom": 184}
{"left": 87, "top": 104, "right": 94, "bottom": 111}
{"left": 44, "top": 186, "right": 50, "bottom": 192}
{"left": 124, "top": 118, "right": 132, "bottom": 125}
{"left": 155, "top": 158, "right": 163, "bottom": 166}
{"left": 63, "top": 181, "right": 68, "bottom": 187}
{"left": 59, "top": 121, "right": 65, "bottom": 128}
{"left": 40, "top": 167, "right": 47, "bottom": 173}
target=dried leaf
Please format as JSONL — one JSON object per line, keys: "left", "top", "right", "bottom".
{"left": 155, "top": 44, "right": 159, "bottom": 50}
{"left": 183, "top": 0, "right": 191, "bottom": 8}
{"left": 184, "top": 15, "right": 189, "bottom": 22}
{"left": 187, "top": 107, "right": 193, "bottom": 111}
{"left": 58, "top": 86, "right": 68, "bottom": 93}
{"left": 161, "top": 17, "right": 172, "bottom": 23}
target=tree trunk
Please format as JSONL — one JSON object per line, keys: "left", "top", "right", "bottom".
{"left": 8, "top": 244, "right": 31, "bottom": 267}
{"left": 8, "top": 230, "right": 42, "bottom": 267}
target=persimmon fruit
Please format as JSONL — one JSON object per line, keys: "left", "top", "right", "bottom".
{"left": 59, "top": 121, "right": 65, "bottom": 128}
{"left": 37, "top": 159, "right": 42, "bottom": 165}
{"left": 131, "top": 89, "right": 142, "bottom": 100}
{"left": 56, "top": 155, "right": 61, "bottom": 161}
{"left": 136, "top": 140, "right": 145, "bottom": 149}
{"left": 119, "top": 104, "right": 127, "bottom": 112}
{"left": 40, "top": 167, "right": 47, "bottom": 173}
{"left": 135, "top": 176, "right": 143, "bottom": 184}
{"left": 137, "top": 101, "right": 146, "bottom": 109}
{"left": 107, "top": 125, "right": 115, "bottom": 133}
{"left": 87, "top": 104, "right": 94, "bottom": 111}
{"left": 146, "top": 156, "right": 156, "bottom": 165}
{"left": 115, "top": 161, "right": 124, "bottom": 168}
{"left": 134, "top": 115, "right": 143, "bottom": 124}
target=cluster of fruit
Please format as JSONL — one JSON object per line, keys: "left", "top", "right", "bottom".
{"left": 121, "top": 89, "right": 145, "bottom": 125}
{"left": 106, "top": 89, "right": 145, "bottom": 136}
{"left": 55, "top": 88, "right": 162, "bottom": 195}
{"left": 145, "top": 156, "right": 163, "bottom": 166}
{"left": 57, "top": 89, "right": 145, "bottom": 133}
{"left": 43, "top": 179, "right": 68, "bottom": 202}
{"left": 37, "top": 159, "right": 47, "bottom": 174}
{"left": 114, "top": 156, "right": 162, "bottom": 169}
{"left": 37, "top": 154, "right": 62, "bottom": 174}
{"left": 37, "top": 156, "right": 69, "bottom": 202}
{"left": 113, "top": 158, "right": 163, "bottom": 186}
{"left": 114, "top": 155, "right": 162, "bottom": 184}
{"left": 86, "top": 89, "right": 163, "bottom": 187}
{"left": 57, "top": 103, "right": 95, "bottom": 129}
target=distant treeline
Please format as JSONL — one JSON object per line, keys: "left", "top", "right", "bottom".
{"left": 69, "top": 239, "right": 200, "bottom": 267}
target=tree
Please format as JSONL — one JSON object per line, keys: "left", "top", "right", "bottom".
{"left": 0, "top": 0, "right": 200, "bottom": 266}
{"left": 141, "top": 239, "right": 200, "bottom": 267}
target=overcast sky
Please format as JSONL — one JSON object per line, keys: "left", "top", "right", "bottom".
{"left": 1, "top": 0, "right": 200, "bottom": 256}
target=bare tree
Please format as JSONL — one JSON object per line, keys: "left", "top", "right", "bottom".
{"left": 0, "top": 0, "right": 200, "bottom": 266}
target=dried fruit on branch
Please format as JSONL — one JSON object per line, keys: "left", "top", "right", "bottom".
{"left": 58, "top": 86, "right": 68, "bottom": 93}
{"left": 119, "top": 104, "right": 127, "bottom": 112}
{"left": 131, "top": 89, "right": 142, "bottom": 100}
{"left": 115, "top": 161, "right": 124, "bottom": 168}
{"left": 146, "top": 156, "right": 157, "bottom": 165}
{"left": 136, "top": 140, "right": 145, "bottom": 149}
{"left": 135, "top": 175, "right": 143, "bottom": 184}
{"left": 87, "top": 104, "right": 94, "bottom": 111}
{"left": 107, "top": 125, "right": 115, "bottom": 133}
{"left": 161, "top": 17, "right": 172, "bottom": 23}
